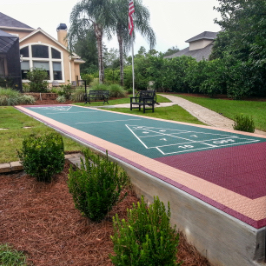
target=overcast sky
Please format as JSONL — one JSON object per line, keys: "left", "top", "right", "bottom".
{"left": 1, "top": 0, "right": 221, "bottom": 54}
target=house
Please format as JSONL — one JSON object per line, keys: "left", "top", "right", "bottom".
{"left": 0, "top": 12, "right": 84, "bottom": 87}
{"left": 164, "top": 31, "right": 218, "bottom": 61}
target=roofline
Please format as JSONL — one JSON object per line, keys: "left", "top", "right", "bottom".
{"left": 0, "top": 26, "right": 34, "bottom": 32}
{"left": 74, "top": 59, "right": 85, "bottom": 64}
{"left": 19, "top": 27, "right": 82, "bottom": 60}
{"left": 185, "top": 37, "right": 214, "bottom": 43}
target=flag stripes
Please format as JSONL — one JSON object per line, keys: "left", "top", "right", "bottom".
{"left": 128, "top": 0, "right": 135, "bottom": 35}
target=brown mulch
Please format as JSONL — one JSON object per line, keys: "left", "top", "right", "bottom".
{"left": 0, "top": 162, "right": 210, "bottom": 266}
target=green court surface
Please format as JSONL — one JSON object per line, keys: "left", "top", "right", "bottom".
{"left": 22, "top": 105, "right": 266, "bottom": 159}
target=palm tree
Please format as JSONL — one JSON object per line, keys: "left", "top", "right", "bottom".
{"left": 111, "top": 0, "right": 156, "bottom": 86}
{"left": 68, "top": 0, "right": 114, "bottom": 83}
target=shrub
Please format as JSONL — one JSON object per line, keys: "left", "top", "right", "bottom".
{"left": 108, "top": 84, "right": 126, "bottom": 98}
{"left": 26, "top": 68, "right": 48, "bottom": 92}
{"left": 0, "top": 244, "right": 27, "bottom": 266}
{"left": 233, "top": 114, "right": 255, "bottom": 133}
{"left": 18, "top": 133, "right": 65, "bottom": 182}
{"left": 59, "top": 83, "right": 72, "bottom": 100}
{"left": 68, "top": 149, "right": 128, "bottom": 222}
{"left": 81, "top": 73, "right": 94, "bottom": 86}
{"left": 70, "top": 87, "right": 86, "bottom": 102}
{"left": 110, "top": 196, "right": 181, "bottom": 266}
{"left": 0, "top": 88, "right": 35, "bottom": 106}
{"left": 22, "top": 83, "right": 30, "bottom": 93}
{"left": 91, "top": 83, "right": 108, "bottom": 91}
{"left": 56, "top": 95, "right": 66, "bottom": 103}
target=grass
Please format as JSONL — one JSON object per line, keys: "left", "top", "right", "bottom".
{"left": 0, "top": 244, "right": 27, "bottom": 266}
{"left": 74, "top": 94, "right": 171, "bottom": 107}
{"left": 104, "top": 105, "right": 205, "bottom": 125}
{"left": 0, "top": 107, "right": 84, "bottom": 164}
{"left": 174, "top": 95, "right": 266, "bottom": 131}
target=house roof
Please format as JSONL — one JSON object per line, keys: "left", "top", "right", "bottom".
{"left": 0, "top": 12, "right": 33, "bottom": 30}
{"left": 164, "top": 43, "right": 214, "bottom": 62}
{"left": 186, "top": 31, "right": 218, "bottom": 43}
{"left": 20, "top": 28, "right": 84, "bottom": 62}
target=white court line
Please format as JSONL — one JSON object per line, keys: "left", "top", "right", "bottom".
{"left": 156, "top": 139, "right": 260, "bottom": 155}
{"left": 126, "top": 124, "right": 149, "bottom": 149}
{"left": 47, "top": 111, "right": 98, "bottom": 114}
{"left": 76, "top": 119, "right": 141, "bottom": 124}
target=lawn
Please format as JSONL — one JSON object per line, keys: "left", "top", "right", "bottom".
{"left": 74, "top": 94, "right": 171, "bottom": 107}
{"left": 175, "top": 95, "right": 266, "bottom": 131}
{"left": 104, "top": 105, "right": 205, "bottom": 125}
{"left": 0, "top": 107, "right": 84, "bottom": 164}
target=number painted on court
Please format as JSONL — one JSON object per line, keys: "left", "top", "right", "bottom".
{"left": 178, "top": 145, "right": 194, "bottom": 149}
{"left": 213, "top": 139, "right": 235, "bottom": 144}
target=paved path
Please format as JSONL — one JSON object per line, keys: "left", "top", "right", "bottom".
{"left": 99, "top": 94, "right": 266, "bottom": 136}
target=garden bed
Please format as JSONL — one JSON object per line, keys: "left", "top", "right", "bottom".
{"left": 0, "top": 162, "right": 210, "bottom": 266}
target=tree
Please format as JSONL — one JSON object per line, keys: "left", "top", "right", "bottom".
{"left": 68, "top": 0, "right": 114, "bottom": 83}
{"left": 163, "top": 46, "right": 179, "bottom": 57}
{"left": 73, "top": 28, "right": 98, "bottom": 74}
{"left": 211, "top": 0, "right": 266, "bottom": 97}
{"left": 111, "top": 0, "right": 156, "bottom": 86}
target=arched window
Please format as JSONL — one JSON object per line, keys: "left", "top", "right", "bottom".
{"left": 20, "top": 44, "right": 63, "bottom": 82}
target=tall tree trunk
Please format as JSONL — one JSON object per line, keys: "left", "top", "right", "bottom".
{"left": 94, "top": 24, "right": 104, "bottom": 84}
{"left": 117, "top": 31, "right": 124, "bottom": 86}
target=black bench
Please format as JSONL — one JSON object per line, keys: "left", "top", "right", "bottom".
{"left": 86, "top": 90, "right": 109, "bottom": 104}
{"left": 130, "top": 90, "right": 156, "bottom": 113}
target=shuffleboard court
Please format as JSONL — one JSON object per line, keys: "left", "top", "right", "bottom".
{"left": 16, "top": 104, "right": 266, "bottom": 229}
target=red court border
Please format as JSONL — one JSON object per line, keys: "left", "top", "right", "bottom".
{"left": 15, "top": 105, "right": 266, "bottom": 229}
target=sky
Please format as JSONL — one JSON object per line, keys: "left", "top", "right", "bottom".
{"left": 1, "top": 0, "right": 221, "bottom": 54}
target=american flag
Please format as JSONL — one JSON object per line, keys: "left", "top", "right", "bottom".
{"left": 128, "top": 0, "right": 135, "bottom": 35}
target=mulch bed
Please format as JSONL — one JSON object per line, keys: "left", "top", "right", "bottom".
{"left": 0, "top": 162, "right": 210, "bottom": 266}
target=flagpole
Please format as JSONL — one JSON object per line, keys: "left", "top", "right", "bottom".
{"left": 131, "top": 35, "right": 135, "bottom": 97}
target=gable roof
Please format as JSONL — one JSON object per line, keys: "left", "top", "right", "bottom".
{"left": 186, "top": 31, "right": 218, "bottom": 43}
{"left": 0, "top": 12, "right": 33, "bottom": 30}
{"left": 20, "top": 27, "right": 84, "bottom": 63}
{"left": 164, "top": 43, "right": 214, "bottom": 62}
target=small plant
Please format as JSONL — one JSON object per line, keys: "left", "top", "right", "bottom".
{"left": 70, "top": 87, "right": 86, "bottom": 102}
{"left": 68, "top": 149, "right": 128, "bottom": 222}
{"left": 59, "top": 83, "right": 72, "bottom": 100}
{"left": 0, "top": 88, "right": 35, "bottom": 106}
{"left": 26, "top": 68, "right": 48, "bottom": 92}
{"left": 81, "top": 73, "right": 94, "bottom": 86}
{"left": 233, "top": 114, "right": 255, "bottom": 133}
{"left": 110, "top": 196, "right": 181, "bottom": 266}
{"left": 91, "top": 83, "right": 108, "bottom": 91}
{"left": 56, "top": 95, "right": 66, "bottom": 102}
{"left": 108, "top": 84, "right": 126, "bottom": 98}
{"left": 18, "top": 133, "right": 65, "bottom": 182}
{"left": 22, "top": 83, "right": 30, "bottom": 93}
{"left": 0, "top": 244, "right": 27, "bottom": 266}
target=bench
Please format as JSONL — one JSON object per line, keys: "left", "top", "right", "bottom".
{"left": 130, "top": 90, "right": 156, "bottom": 113}
{"left": 86, "top": 90, "right": 109, "bottom": 104}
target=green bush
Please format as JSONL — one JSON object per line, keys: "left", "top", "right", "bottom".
{"left": 68, "top": 149, "right": 128, "bottom": 222}
{"left": 233, "top": 114, "right": 255, "bottom": 133}
{"left": 111, "top": 196, "right": 181, "bottom": 266}
{"left": 71, "top": 86, "right": 86, "bottom": 102}
{"left": 81, "top": 73, "right": 94, "bottom": 86}
{"left": 91, "top": 83, "right": 108, "bottom": 91}
{"left": 0, "top": 88, "right": 35, "bottom": 106}
{"left": 56, "top": 95, "right": 66, "bottom": 102}
{"left": 0, "top": 244, "right": 27, "bottom": 266}
{"left": 26, "top": 68, "right": 48, "bottom": 92}
{"left": 108, "top": 84, "right": 126, "bottom": 98}
{"left": 18, "top": 133, "right": 65, "bottom": 182}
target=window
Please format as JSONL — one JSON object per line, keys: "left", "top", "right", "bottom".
{"left": 20, "top": 44, "right": 63, "bottom": 81}
{"left": 33, "top": 61, "right": 49, "bottom": 79}
{"left": 21, "top": 61, "right": 30, "bottom": 79}
{"left": 53, "top": 62, "right": 62, "bottom": 80}
{"left": 20, "top": 47, "right": 29, "bottom": 57}
{"left": 32, "top": 45, "right": 48, "bottom": 58}
{"left": 52, "top": 48, "right": 61, "bottom": 59}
